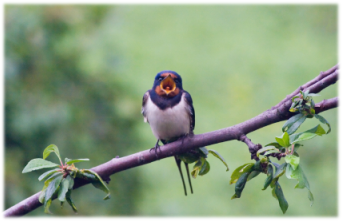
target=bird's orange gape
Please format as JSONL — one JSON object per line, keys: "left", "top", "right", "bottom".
{"left": 160, "top": 75, "right": 176, "bottom": 95}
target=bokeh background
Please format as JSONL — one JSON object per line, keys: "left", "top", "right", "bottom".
{"left": 5, "top": 5, "right": 337, "bottom": 216}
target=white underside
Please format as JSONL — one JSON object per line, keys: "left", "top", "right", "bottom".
{"left": 144, "top": 94, "right": 190, "bottom": 141}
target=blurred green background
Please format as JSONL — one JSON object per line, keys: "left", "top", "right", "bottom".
{"left": 5, "top": 5, "right": 337, "bottom": 216}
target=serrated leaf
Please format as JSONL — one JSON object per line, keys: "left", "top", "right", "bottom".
{"left": 290, "top": 124, "right": 326, "bottom": 144}
{"left": 45, "top": 174, "right": 63, "bottom": 202}
{"left": 43, "top": 144, "right": 62, "bottom": 163}
{"left": 22, "top": 159, "right": 59, "bottom": 173}
{"left": 58, "top": 178, "right": 70, "bottom": 202}
{"left": 38, "top": 168, "right": 61, "bottom": 181}
{"left": 285, "top": 155, "right": 300, "bottom": 170}
{"left": 66, "top": 190, "right": 77, "bottom": 212}
{"left": 303, "top": 89, "right": 310, "bottom": 99}
{"left": 208, "top": 149, "right": 229, "bottom": 171}
{"left": 230, "top": 163, "right": 254, "bottom": 184}
{"left": 257, "top": 146, "right": 277, "bottom": 157}
{"left": 199, "top": 160, "right": 210, "bottom": 176}
{"left": 82, "top": 169, "right": 110, "bottom": 200}
{"left": 274, "top": 181, "right": 288, "bottom": 214}
{"left": 263, "top": 164, "right": 274, "bottom": 190}
{"left": 65, "top": 158, "right": 89, "bottom": 165}
{"left": 314, "top": 114, "right": 331, "bottom": 134}
{"left": 231, "top": 172, "right": 249, "bottom": 199}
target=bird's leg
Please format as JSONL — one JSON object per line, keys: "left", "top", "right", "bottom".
{"left": 174, "top": 156, "right": 187, "bottom": 196}
{"left": 184, "top": 162, "right": 193, "bottom": 194}
{"left": 150, "top": 139, "right": 160, "bottom": 158}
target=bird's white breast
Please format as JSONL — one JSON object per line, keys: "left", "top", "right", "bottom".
{"left": 144, "top": 94, "right": 190, "bottom": 141}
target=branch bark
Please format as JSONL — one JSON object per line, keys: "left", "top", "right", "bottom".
{"left": 4, "top": 65, "right": 338, "bottom": 217}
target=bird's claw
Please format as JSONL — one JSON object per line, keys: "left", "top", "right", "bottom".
{"left": 150, "top": 143, "right": 160, "bottom": 159}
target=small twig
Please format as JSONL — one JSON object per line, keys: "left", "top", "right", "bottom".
{"left": 239, "top": 134, "right": 262, "bottom": 161}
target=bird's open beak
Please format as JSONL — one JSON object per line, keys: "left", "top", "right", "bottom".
{"left": 160, "top": 75, "right": 176, "bottom": 95}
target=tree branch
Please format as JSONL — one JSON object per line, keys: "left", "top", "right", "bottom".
{"left": 4, "top": 65, "right": 338, "bottom": 217}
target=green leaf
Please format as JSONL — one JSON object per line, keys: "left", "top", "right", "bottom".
{"left": 66, "top": 175, "right": 74, "bottom": 189}
{"left": 303, "top": 89, "right": 310, "bottom": 99}
{"left": 274, "top": 181, "right": 288, "bottom": 214}
{"left": 191, "top": 159, "right": 203, "bottom": 179}
{"left": 273, "top": 162, "right": 287, "bottom": 179}
{"left": 286, "top": 164, "right": 314, "bottom": 206}
{"left": 65, "top": 158, "right": 90, "bottom": 165}
{"left": 307, "top": 93, "right": 320, "bottom": 97}
{"left": 199, "top": 160, "right": 210, "bottom": 176}
{"left": 231, "top": 172, "right": 249, "bottom": 199}
{"left": 66, "top": 190, "right": 77, "bottom": 212}
{"left": 45, "top": 174, "right": 63, "bottom": 202}
{"left": 44, "top": 199, "right": 52, "bottom": 214}
{"left": 178, "top": 152, "right": 200, "bottom": 164}
{"left": 264, "top": 149, "right": 280, "bottom": 156}
{"left": 247, "top": 171, "right": 260, "bottom": 181}
{"left": 199, "top": 147, "right": 209, "bottom": 156}
{"left": 285, "top": 155, "right": 300, "bottom": 170}
{"left": 82, "top": 169, "right": 110, "bottom": 200}
{"left": 257, "top": 146, "right": 277, "bottom": 157}
{"left": 263, "top": 164, "right": 274, "bottom": 190}
{"left": 290, "top": 124, "right": 326, "bottom": 144}
{"left": 58, "top": 177, "right": 70, "bottom": 202}
{"left": 282, "top": 113, "right": 307, "bottom": 135}
{"left": 285, "top": 164, "right": 309, "bottom": 189}
{"left": 314, "top": 114, "right": 331, "bottom": 134}
{"left": 264, "top": 142, "right": 283, "bottom": 149}
{"left": 275, "top": 132, "right": 290, "bottom": 147}
{"left": 230, "top": 163, "right": 254, "bottom": 184}
{"left": 291, "top": 95, "right": 300, "bottom": 102}
{"left": 38, "top": 168, "right": 61, "bottom": 181}
{"left": 22, "top": 158, "right": 59, "bottom": 173}
{"left": 43, "top": 144, "right": 62, "bottom": 163}
{"left": 308, "top": 190, "right": 314, "bottom": 207}
{"left": 208, "top": 149, "right": 229, "bottom": 171}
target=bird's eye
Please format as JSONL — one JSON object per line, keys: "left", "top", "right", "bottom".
{"left": 158, "top": 77, "right": 163, "bottom": 81}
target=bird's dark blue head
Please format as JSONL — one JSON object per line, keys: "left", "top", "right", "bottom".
{"left": 153, "top": 70, "right": 183, "bottom": 97}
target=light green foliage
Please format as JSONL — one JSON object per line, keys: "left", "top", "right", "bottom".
{"left": 22, "top": 145, "right": 110, "bottom": 214}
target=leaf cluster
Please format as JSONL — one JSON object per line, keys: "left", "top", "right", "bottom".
{"left": 229, "top": 91, "right": 330, "bottom": 214}
{"left": 178, "top": 147, "right": 229, "bottom": 179}
{"left": 22, "top": 144, "right": 110, "bottom": 214}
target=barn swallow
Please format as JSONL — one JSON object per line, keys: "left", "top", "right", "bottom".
{"left": 141, "top": 70, "right": 195, "bottom": 196}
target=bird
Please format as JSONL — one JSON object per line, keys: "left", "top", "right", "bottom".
{"left": 141, "top": 70, "right": 196, "bottom": 196}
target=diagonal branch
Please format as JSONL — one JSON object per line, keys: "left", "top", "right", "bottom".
{"left": 4, "top": 65, "right": 338, "bottom": 217}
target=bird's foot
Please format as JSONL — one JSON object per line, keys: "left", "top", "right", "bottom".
{"left": 150, "top": 140, "right": 161, "bottom": 159}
